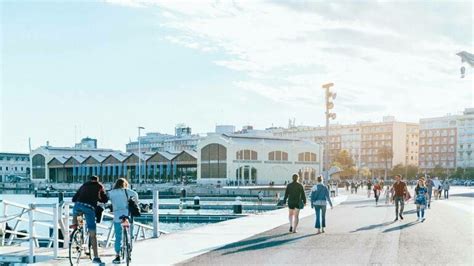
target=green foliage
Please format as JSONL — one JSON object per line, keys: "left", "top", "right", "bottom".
{"left": 331, "top": 150, "right": 356, "bottom": 179}
{"left": 390, "top": 164, "right": 419, "bottom": 179}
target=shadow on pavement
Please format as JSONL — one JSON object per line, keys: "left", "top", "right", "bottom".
{"left": 449, "top": 192, "right": 474, "bottom": 198}
{"left": 215, "top": 233, "right": 289, "bottom": 251}
{"left": 350, "top": 221, "right": 395, "bottom": 233}
{"left": 382, "top": 221, "right": 417, "bottom": 233}
{"left": 222, "top": 233, "right": 318, "bottom": 255}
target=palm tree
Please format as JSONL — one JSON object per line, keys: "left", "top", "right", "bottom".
{"left": 378, "top": 146, "right": 393, "bottom": 180}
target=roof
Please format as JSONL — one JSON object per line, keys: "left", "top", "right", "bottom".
{"left": 48, "top": 155, "right": 70, "bottom": 165}
{"left": 222, "top": 133, "right": 303, "bottom": 142}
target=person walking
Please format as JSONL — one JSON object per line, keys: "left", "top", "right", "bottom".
{"left": 367, "top": 180, "right": 372, "bottom": 198}
{"left": 442, "top": 179, "right": 450, "bottom": 199}
{"left": 108, "top": 178, "right": 139, "bottom": 264}
{"left": 414, "top": 178, "right": 428, "bottom": 222}
{"left": 283, "top": 174, "right": 306, "bottom": 233}
{"left": 373, "top": 182, "right": 382, "bottom": 205}
{"left": 392, "top": 174, "right": 408, "bottom": 221}
{"left": 310, "top": 175, "right": 333, "bottom": 233}
{"left": 425, "top": 177, "right": 433, "bottom": 208}
{"left": 384, "top": 185, "right": 392, "bottom": 204}
{"left": 72, "top": 176, "right": 109, "bottom": 264}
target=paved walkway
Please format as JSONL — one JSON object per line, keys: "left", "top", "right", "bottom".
{"left": 180, "top": 187, "right": 473, "bottom": 265}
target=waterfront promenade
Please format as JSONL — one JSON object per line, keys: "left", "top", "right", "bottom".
{"left": 38, "top": 187, "right": 472, "bottom": 265}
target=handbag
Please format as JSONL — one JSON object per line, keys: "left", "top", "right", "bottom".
{"left": 299, "top": 199, "right": 305, "bottom": 209}
{"left": 125, "top": 189, "right": 141, "bottom": 217}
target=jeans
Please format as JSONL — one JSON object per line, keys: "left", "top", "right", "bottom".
{"left": 73, "top": 203, "right": 96, "bottom": 231}
{"left": 444, "top": 190, "right": 449, "bottom": 199}
{"left": 394, "top": 196, "right": 404, "bottom": 216}
{"left": 314, "top": 205, "right": 327, "bottom": 229}
{"left": 114, "top": 220, "right": 134, "bottom": 255}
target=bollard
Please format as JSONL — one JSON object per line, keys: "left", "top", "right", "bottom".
{"left": 233, "top": 196, "right": 242, "bottom": 214}
{"left": 34, "top": 188, "right": 38, "bottom": 198}
{"left": 58, "top": 192, "right": 64, "bottom": 204}
{"left": 193, "top": 196, "right": 200, "bottom": 210}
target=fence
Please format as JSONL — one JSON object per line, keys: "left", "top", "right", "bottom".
{"left": 0, "top": 191, "right": 162, "bottom": 263}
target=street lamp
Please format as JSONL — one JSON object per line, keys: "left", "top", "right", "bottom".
{"left": 138, "top": 126, "right": 145, "bottom": 184}
{"left": 322, "top": 82, "right": 336, "bottom": 180}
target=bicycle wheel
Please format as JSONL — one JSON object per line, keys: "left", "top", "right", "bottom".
{"left": 69, "top": 229, "right": 83, "bottom": 266}
{"left": 123, "top": 227, "right": 130, "bottom": 266}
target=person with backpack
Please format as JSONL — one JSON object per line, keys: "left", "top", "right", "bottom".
{"left": 310, "top": 175, "right": 333, "bottom": 233}
{"left": 108, "top": 178, "right": 139, "bottom": 264}
{"left": 72, "top": 176, "right": 108, "bottom": 264}
{"left": 283, "top": 174, "right": 306, "bottom": 233}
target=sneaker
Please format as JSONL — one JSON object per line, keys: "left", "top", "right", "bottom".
{"left": 112, "top": 256, "right": 121, "bottom": 264}
{"left": 322, "top": 228, "right": 325, "bottom": 233}
{"left": 289, "top": 226, "right": 293, "bottom": 233}
{"left": 421, "top": 218, "right": 426, "bottom": 223}
{"left": 394, "top": 217, "right": 398, "bottom": 221}
{"left": 92, "top": 257, "right": 102, "bottom": 264}
{"left": 399, "top": 214, "right": 404, "bottom": 220}
{"left": 317, "top": 229, "right": 321, "bottom": 234}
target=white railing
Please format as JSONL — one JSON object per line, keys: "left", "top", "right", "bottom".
{"left": 0, "top": 190, "right": 162, "bottom": 263}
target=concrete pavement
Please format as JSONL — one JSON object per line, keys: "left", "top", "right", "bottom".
{"left": 180, "top": 187, "right": 473, "bottom": 265}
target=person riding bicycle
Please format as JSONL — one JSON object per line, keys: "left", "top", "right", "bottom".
{"left": 108, "top": 178, "right": 139, "bottom": 264}
{"left": 72, "top": 175, "right": 108, "bottom": 264}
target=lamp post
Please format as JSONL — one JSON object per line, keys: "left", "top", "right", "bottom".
{"left": 322, "top": 83, "right": 336, "bottom": 180}
{"left": 138, "top": 126, "right": 145, "bottom": 184}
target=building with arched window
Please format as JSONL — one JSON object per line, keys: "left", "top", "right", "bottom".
{"left": 197, "top": 134, "right": 323, "bottom": 185}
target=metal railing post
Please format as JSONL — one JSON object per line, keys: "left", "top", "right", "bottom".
{"left": 28, "top": 203, "right": 35, "bottom": 263}
{"left": 53, "top": 203, "right": 59, "bottom": 258}
{"left": 153, "top": 190, "right": 159, "bottom": 238}
{"left": 64, "top": 203, "right": 70, "bottom": 249}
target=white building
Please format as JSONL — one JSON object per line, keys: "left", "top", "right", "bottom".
{"left": 456, "top": 108, "right": 474, "bottom": 169}
{"left": 197, "top": 134, "right": 323, "bottom": 185}
{"left": 0, "top": 153, "right": 30, "bottom": 182}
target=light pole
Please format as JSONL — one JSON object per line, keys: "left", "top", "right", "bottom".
{"left": 322, "top": 83, "right": 336, "bottom": 180}
{"left": 138, "top": 126, "right": 145, "bottom": 184}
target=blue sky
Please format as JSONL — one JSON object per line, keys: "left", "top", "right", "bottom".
{"left": 1, "top": 0, "right": 473, "bottom": 152}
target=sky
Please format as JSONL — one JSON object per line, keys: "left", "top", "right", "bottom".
{"left": 1, "top": 0, "right": 473, "bottom": 153}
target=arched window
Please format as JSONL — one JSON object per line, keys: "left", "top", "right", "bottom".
{"left": 298, "top": 152, "right": 317, "bottom": 162}
{"left": 268, "top": 151, "right": 288, "bottom": 161}
{"left": 201, "top": 144, "right": 227, "bottom": 179}
{"left": 236, "top": 150, "right": 258, "bottom": 160}
{"left": 236, "top": 165, "right": 257, "bottom": 184}
{"left": 32, "top": 154, "right": 46, "bottom": 179}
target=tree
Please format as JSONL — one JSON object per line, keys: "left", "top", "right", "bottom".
{"left": 332, "top": 150, "right": 356, "bottom": 179}
{"left": 360, "top": 167, "right": 371, "bottom": 178}
{"left": 431, "top": 164, "right": 447, "bottom": 178}
{"left": 378, "top": 146, "right": 393, "bottom": 180}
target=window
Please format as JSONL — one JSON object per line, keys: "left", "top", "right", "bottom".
{"left": 236, "top": 150, "right": 258, "bottom": 160}
{"left": 32, "top": 154, "right": 46, "bottom": 179}
{"left": 268, "top": 151, "right": 288, "bottom": 161}
{"left": 200, "top": 144, "right": 227, "bottom": 179}
{"left": 298, "top": 152, "right": 317, "bottom": 162}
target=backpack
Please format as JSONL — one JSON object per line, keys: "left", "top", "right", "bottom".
{"left": 125, "top": 189, "right": 141, "bottom": 217}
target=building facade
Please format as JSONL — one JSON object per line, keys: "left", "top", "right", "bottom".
{"left": 126, "top": 125, "right": 201, "bottom": 153}
{"left": 419, "top": 108, "right": 474, "bottom": 172}
{"left": 197, "top": 134, "right": 323, "bottom": 185}
{"left": 0, "top": 152, "right": 30, "bottom": 182}
{"left": 272, "top": 116, "right": 419, "bottom": 177}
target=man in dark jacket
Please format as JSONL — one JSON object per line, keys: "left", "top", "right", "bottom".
{"left": 284, "top": 174, "right": 306, "bottom": 233}
{"left": 72, "top": 175, "right": 108, "bottom": 264}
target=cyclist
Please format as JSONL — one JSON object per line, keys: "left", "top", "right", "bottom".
{"left": 108, "top": 178, "right": 139, "bottom": 264}
{"left": 72, "top": 175, "right": 108, "bottom": 264}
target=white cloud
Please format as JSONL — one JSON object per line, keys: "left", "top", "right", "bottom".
{"left": 106, "top": 0, "right": 473, "bottom": 122}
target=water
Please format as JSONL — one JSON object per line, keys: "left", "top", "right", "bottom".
{"left": 0, "top": 194, "right": 215, "bottom": 236}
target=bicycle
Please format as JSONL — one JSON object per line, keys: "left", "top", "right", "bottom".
{"left": 120, "top": 215, "right": 132, "bottom": 266}
{"left": 69, "top": 213, "right": 92, "bottom": 266}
